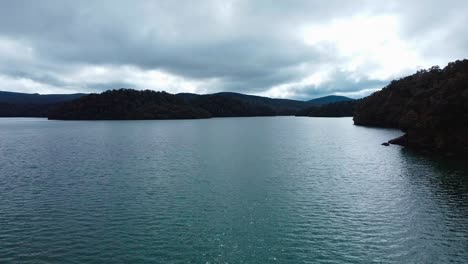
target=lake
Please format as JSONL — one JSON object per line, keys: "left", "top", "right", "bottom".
{"left": 1, "top": 117, "right": 467, "bottom": 263}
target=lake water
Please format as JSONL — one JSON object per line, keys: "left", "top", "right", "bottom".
{"left": 1, "top": 117, "right": 468, "bottom": 263}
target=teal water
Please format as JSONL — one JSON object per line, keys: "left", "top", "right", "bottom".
{"left": 1, "top": 117, "right": 468, "bottom": 263}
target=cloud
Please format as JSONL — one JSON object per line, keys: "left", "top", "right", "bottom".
{"left": 256, "top": 68, "right": 390, "bottom": 99}
{"left": 0, "top": 74, "right": 71, "bottom": 94}
{"left": 0, "top": 1, "right": 467, "bottom": 99}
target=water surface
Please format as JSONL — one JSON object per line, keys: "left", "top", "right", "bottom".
{"left": 1, "top": 117, "right": 467, "bottom": 263}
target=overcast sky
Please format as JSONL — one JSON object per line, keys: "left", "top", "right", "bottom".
{"left": 0, "top": 0, "right": 467, "bottom": 99}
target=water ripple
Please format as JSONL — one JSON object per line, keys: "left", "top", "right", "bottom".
{"left": 1, "top": 117, "right": 468, "bottom": 263}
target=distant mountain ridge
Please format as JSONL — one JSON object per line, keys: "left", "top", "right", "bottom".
{"left": 180, "top": 92, "right": 310, "bottom": 116}
{"left": 0, "top": 91, "right": 85, "bottom": 104}
{"left": 0, "top": 91, "right": 86, "bottom": 117}
{"left": 0, "top": 90, "right": 353, "bottom": 118}
{"left": 307, "top": 95, "right": 353, "bottom": 105}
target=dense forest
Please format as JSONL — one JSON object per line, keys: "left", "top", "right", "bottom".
{"left": 179, "top": 93, "right": 353, "bottom": 116}
{"left": 48, "top": 89, "right": 212, "bottom": 120}
{"left": 45, "top": 90, "right": 354, "bottom": 120}
{"left": 1, "top": 90, "right": 353, "bottom": 118}
{"left": 296, "top": 100, "right": 356, "bottom": 117}
{"left": 189, "top": 94, "right": 277, "bottom": 117}
{"left": 354, "top": 59, "right": 468, "bottom": 155}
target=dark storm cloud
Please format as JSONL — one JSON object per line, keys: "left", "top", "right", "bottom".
{"left": 0, "top": 1, "right": 329, "bottom": 77}
{"left": 0, "top": 0, "right": 467, "bottom": 98}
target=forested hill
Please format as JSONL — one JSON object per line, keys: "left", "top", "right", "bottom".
{"left": 48, "top": 89, "right": 353, "bottom": 119}
{"left": 0, "top": 89, "right": 353, "bottom": 118}
{"left": 178, "top": 92, "right": 353, "bottom": 116}
{"left": 354, "top": 59, "right": 468, "bottom": 155}
{"left": 296, "top": 100, "right": 357, "bottom": 117}
{"left": 179, "top": 92, "right": 308, "bottom": 116}
{"left": 47, "top": 89, "right": 211, "bottom": 120}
